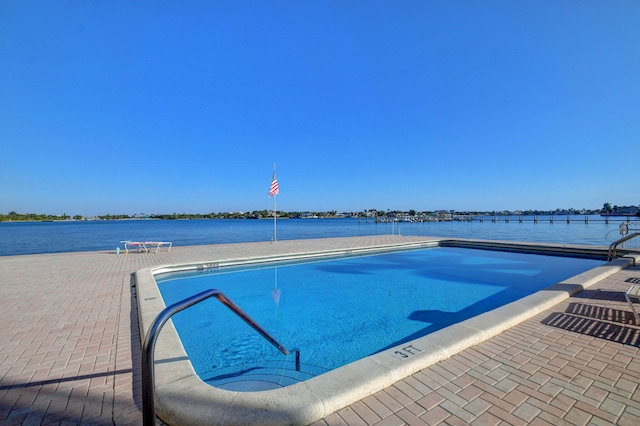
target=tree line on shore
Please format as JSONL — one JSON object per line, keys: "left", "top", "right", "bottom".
{"left": 0, "top": 210, "right": 328, "bottom": 222}
{"left": 2, "top": 203, "right": 638, "bottom": 222}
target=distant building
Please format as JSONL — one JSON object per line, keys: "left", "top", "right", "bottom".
{"left": 610, "top": 205, "right": 640, "bottom": 216}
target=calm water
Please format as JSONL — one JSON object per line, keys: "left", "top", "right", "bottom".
{"left": 0, "top": 216, "right": 637, "bottom": 256}
{"left": 156, "top": 247, "right": 602, "bottom": 388}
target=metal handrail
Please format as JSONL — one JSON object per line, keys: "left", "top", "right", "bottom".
{"left": 142, "top": 289, "right": 291, "bottom": 426}
{"left": 607, "top": 232, "right": 640, "bottom": 261}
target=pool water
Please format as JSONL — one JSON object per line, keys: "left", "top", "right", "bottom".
{"left": 156, "top": 247, "right": 602, "bottom": 389}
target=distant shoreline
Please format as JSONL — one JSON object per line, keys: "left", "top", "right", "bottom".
{"left": 2, "top": 213, "right": 638, "bottom": 225}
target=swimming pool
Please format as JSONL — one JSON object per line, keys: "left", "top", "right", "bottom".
{"left": 135, "top": 238, "right": 627, "bottom": 425}
{"left": 155, "top": 246, "right": 602, "bottom": 391}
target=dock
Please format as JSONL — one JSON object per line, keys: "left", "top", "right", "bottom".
{"left": 1, "top": 236, "right": 639, "bottom": 425}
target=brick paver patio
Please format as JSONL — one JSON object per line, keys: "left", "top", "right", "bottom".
{"left": 1, "top": 236, "right": 639, "bottom": 425}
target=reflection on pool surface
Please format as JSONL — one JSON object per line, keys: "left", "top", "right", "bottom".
{"left": 155, "top": 247, "right": 602, "bottom": 390}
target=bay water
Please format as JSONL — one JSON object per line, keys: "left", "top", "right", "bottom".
{"left": 1, "top": 215, "right": 637, "bottom": 257}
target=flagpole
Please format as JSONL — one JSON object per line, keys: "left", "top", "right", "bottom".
{"left": 270, "top": 163, "right": 277, "bottom": 242}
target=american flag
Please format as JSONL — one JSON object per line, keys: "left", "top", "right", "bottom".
{"left": 268, "top": 170, "right": 279, "bottom": 197}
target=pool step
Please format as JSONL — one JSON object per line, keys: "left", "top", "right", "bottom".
{"left": 201, "top": 360, "right": 328, "bottom": 391}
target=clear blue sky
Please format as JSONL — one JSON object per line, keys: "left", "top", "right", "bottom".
{"left": 1, "top": 1, "right": 639, "bottom": 216}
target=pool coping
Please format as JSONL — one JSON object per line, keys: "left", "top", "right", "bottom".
{"left": 134, "top": 238, "right": 637, "bottom": 425}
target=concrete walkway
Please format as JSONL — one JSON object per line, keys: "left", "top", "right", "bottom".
{"left": 1, "top": 236, "right": 639, "bottom": 425}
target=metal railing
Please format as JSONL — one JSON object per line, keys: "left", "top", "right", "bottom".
{"left": 607, "top": 232, "right": 640, "bottom": 261}
{"left": 142, "top": 289, "right": 293, "bottom": 426}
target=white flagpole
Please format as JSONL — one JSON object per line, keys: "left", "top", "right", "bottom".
{"left": 271, "top": 163, "right": 277, "bottom": 242}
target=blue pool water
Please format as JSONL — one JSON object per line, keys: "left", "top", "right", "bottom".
{"left": 156, "top": 246, "right": 602, "bottom": 389}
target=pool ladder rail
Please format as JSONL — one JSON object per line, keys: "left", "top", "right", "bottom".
{"left": 607, "top": 232, "right": 640, "bottom": 262}
{"left": 141, "top": 288, "right": 298, "bottom": 426}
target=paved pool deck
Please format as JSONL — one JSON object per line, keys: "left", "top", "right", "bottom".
{"left": 1, "top": 235, "right": 639, "bottom": 425}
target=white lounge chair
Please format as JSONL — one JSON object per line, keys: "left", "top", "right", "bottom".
{"left": 121, "top": 241, "right": 172, "bottom": 253}
{"left": 625, "top": 284, "right": 640, "bottom": 324}
{"left": 143, "top": 241, "right": 172, "bottom": 253}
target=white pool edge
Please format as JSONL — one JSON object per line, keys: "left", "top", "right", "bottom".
{"left": 134, "top": 239, "right": 636, "bottom": 426}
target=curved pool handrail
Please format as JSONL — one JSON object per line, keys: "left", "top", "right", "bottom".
{"left": 607, "top": 232, "right": 640, "bottom": 261}
{"left": 141, "top": 288, "right": 291, "bottom": 426}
